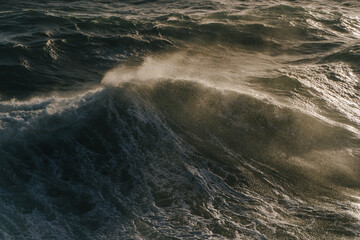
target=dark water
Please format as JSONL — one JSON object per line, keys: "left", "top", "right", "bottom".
{"left": 1, "top": 0, "right": 360, "bottom": 239}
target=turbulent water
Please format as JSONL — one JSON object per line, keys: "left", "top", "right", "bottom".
{"left": 1, "top": 0, "right": 360, "bottom": 239}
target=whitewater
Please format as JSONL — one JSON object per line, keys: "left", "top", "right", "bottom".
{"left": 0, "top": 0, "right": 360, "bottom": 239}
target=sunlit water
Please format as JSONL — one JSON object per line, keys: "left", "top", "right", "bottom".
{"left": 1, "top": 0, "right": 360, "bottom": 239}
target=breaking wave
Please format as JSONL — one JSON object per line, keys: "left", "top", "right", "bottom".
{"left": 1, "top": 0, "right": 360, "bottom": 239}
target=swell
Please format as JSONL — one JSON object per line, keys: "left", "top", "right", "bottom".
{"left": 2, "top": 3, "right": 360, "bottom": 100}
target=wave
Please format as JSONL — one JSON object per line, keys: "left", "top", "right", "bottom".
{"left": 102, "top": 60, "right": 360, "bottom": 188}
{"left": 1, "top": 1, "right": 360, "bottom": 239}
{"left": 1, "top": 69, "right": 359, "bottom": 239}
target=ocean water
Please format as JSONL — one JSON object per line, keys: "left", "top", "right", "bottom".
{"left": 1, "top": 0, "right": 360, "bottom": 239}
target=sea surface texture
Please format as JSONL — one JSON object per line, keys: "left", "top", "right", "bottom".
{"left": 1, "top": 0, "right": 360, "bottom": 239}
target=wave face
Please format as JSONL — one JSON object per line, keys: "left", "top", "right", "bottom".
{"left": 1, "top": 0, "right": 360, "bottom": 239}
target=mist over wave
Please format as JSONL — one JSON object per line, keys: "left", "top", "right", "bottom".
{"left": 1, "top": 0, "right": 360, "bottom": 239}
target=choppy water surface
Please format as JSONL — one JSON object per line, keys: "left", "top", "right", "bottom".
{"left": 1, "top": 0, "right": 360, "bottom": 239}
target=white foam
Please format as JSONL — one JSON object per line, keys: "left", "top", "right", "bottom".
{"left": 0, "top": 88, "right": 104, "bottom": 139}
